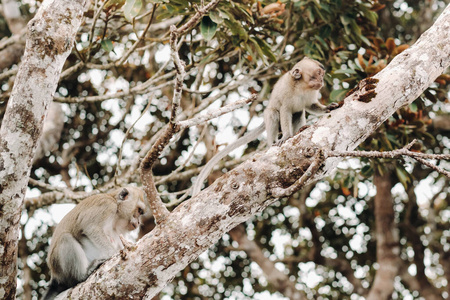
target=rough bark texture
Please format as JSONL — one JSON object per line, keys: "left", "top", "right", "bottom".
{"left": 65, "top": 5, "right": 450, "bottom": 299}
{"left": 366, "top": 171, "right": 400, "bottom": 300}
{"left": 0, "top": 0, "right": 89, "bottom": 298}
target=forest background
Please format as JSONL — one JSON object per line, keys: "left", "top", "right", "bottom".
{"left": 0, "top": 0, "right": 449, "bottom": 299}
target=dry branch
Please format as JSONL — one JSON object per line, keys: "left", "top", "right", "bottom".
{"left": 327, "top": 139, "right": 450, "bottom": 178}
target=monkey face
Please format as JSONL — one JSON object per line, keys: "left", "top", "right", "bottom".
{"left": 115, "top": 187, "right": 146, "bottom": 233}
{"left": 127, "top": 205, "right": 145, "bottom": 231}
{"left": 307, "top": 68, "right": 324, "bottom": 90}
{"left": 291, "top": 58, "right": 325, "bottom": 90}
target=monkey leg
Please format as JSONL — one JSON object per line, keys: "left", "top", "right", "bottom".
{"left": 53, "top": 233, "right": 90, "bottom": 287}
{"left": 264, "top": 108, "right": 280, "bottom": 146}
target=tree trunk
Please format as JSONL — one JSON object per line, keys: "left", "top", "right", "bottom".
{"left": 64, "top": 4, "right": 450, "bottom": 299}
{"left": 0, "top": 0, "right": 90, "bottom": 298}
{"left": 367, "top": 170, "right": 400, "bottom": 300}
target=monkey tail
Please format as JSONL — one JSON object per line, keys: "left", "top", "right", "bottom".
{"left": 41, "top": 279, "right": 66, "bottom": 300}
{"left": 192, "top": 123, "right": 265, "bottom": 196}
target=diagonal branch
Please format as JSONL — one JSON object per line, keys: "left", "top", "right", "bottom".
{"left": 139, "top": 0, "right": 222, "bottom": 224}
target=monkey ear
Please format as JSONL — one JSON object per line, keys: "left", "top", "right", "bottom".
{"left": 118, "top": 188, "right": 129, "bottom": 201}
{"left": 291, "top": 68, "right": 302, "bottom": 80}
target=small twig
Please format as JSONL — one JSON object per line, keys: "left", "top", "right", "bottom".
{"left": 114, "top": 97, "right": 153, "bottom": 185}
{"left": 174, "top": 0, "right": 221, "bottom": 36}
{"left": 270, "top": 150, "right": 325, "bottom": 198}
{"left": 165, "top": 188, "right": 192, "bottom": 208}
{"left": 0, "top": 67, "right": 18, "bottom": 81}
{"left": 116, "top": 4, "right": 158, "bottom": 66}
{"left": 178, "top": 94, "right": 257, "bottom": 129}
{"left": 157, "top": 125, "right": 208, "bottom": 185}
{"left": 139, "top": 23, "right": 191, "bottom": 224}
{"left": 87, "top": 0, "right": 107, "bottom": 61}
{"left": 412, "top": 156, "right": 450, "bottom": 178}
{"left": 327, "top": 141, "right": 450, "bottom": 178}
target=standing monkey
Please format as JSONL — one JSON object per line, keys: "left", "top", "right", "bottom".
{"left": 42, "top": 187, "right": 146, "bottom": 300}
{"left": 192, "top": 57, "right": 339, "bottom": 196}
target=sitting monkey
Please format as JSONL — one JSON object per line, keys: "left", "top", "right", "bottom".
{"left": 42, "top": 187, "right": 146, "bottom": 300}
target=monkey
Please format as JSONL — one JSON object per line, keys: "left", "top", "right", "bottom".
{"left": 42, "top": 187, "right": 146, "bottom": 300}
{"left": 191, "top": 57, "right": 339, "bottom": 196}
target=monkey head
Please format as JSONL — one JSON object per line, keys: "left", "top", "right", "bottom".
{"left": 114, "top": 187, "right": 146, "bottom": 232}
{"left": 290, "top": 57, "right": 325, "bottom": 90}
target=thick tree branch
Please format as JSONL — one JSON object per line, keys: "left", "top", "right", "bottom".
{"left": 65, "top": 4, "right": 450, "bottom": 299}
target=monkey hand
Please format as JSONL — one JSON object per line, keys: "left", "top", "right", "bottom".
{"left": 326, "top": 102, "right": 340, "bottom": 112}
{"left": 86, "top": 259, "right": 107, "bottom": 277}
{"left": 275, "top": 136, "right": 290, "bottom": 147}
{"left": 120, "top": 235, "right": 135, "bottom": 249}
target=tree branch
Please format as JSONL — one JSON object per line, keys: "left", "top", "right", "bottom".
{"left": 327, "top": 139, "right": 450, "bottom": 178}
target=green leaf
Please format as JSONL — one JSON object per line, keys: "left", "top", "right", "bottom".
{"left": 249, "top": 37, "right": 268, "bottom": 65}
{"left": 315, "top": 36, "right": 328, "bottom": 50}
{"left": 101, "top": 39, "right": 114, "bottom": 53}
{"left": 236, "top": 5, "right": 254, "bottom": 24}
{"left": 395, "top": 166, "right": 410, "bottom": 189}
{"left": 330, "top": 89, "right": 348, "bottom": 101}
{"left": 358, "top": 34, "right": 371, "bottom": 46}
{"left": 252, "top": 36, "right": 276, "bottom": 63}
{"left": 340, "top": 15, "right": 352, "bottom": 26}
{"left": 105, "top": 0, "right": 126, "bottom": 11}
{"left": 123, "top": 0, "right": 143, "bottom": 21}
{"left": 343, "top": 175, "right": 353, "bottom": 188}
{"left": 224, "top": 18, "right": 248, "bottom": 43}
{"left": 200, "top": 16, "right": 217, "bottom": 42}
{"left": 306, "top": 6, "right": 315, "bottom": 23}
{"left": 361, "top": 165, "right": 374, "bottom": 178}
{"left": 209, "top": 11, "right": 223, "bottom": 24}
{"left": 333, "top": 68, "right": 357, "bottom": 75}
{"left": 319, "top": 25, "right": 332, "bottom": 39}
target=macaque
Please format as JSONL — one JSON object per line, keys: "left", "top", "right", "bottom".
{"left": 42, "top": 187, "right": 146, "bottom": 300}
{"left": 191, "top": 57, "right": 338, "bottom": 196}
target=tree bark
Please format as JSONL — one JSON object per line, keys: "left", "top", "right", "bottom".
{"left": 366, "top": 170, "right": 400, "bottom": 300}
{"left": 0, "top": 0, "right": 90, "bottom": 298}
{"left": 64, "top": 4, "right": 450, "bottom": 299}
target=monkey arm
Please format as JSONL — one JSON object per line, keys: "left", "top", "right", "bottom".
{"left": 192, "top": 124, "right": 265, "bottom": 196}
{"left": 306, "top": 102, "right": 339, "bottom": 115}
